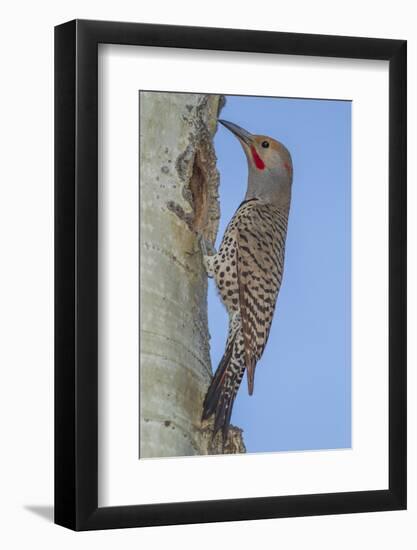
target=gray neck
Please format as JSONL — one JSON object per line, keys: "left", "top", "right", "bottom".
{"left": 245, "top": 168, "right": 292, "bottom": 212}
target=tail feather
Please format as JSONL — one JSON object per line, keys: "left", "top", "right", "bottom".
{"left": 219, "top": 366, "right": 244, "bottom": 439}
{"left": 202, "top": 333, "right": 236, "bottom": 420}
{"left": 202, "top": 333, "right": 244, "bottom": 441}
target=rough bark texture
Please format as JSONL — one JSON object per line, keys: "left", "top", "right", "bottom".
{"left": 140, "top": 92, "right": 246, "bottom": 458}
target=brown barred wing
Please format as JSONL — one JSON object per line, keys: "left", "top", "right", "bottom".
{"left": 235, "top": 202, "right": 288, "bottom": 395}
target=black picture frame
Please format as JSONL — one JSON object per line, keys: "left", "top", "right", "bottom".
{"left": 55, "top": 19, "right": 407, "bottom": 531}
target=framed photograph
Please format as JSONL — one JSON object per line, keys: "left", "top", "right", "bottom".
{"left": 55, "top": 19, "right": 406, "bottom": 530}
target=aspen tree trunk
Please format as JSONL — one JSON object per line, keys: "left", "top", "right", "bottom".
{"left": 140, "top": 92, "right": 245, "bottom": 458}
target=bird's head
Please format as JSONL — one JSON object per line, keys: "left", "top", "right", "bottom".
{"left": 219, "top": 119, "right": 293, "bottom": 208}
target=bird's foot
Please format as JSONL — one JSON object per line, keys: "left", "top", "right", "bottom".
{"left": 197, "top": 233, "right": 217, "bottom": 278}
{"left": 198, "top": 233, "right": 217, "bottom": 257}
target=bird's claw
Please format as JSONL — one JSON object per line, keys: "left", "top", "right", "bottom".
{"left": 198, "top": 233, "right": 216, "bottom": 257}
{"left": 185, "top": 233, "right": 216, "bottom": 258}
{"left": 197, "top": 233, "right": 217, "bottom": 278}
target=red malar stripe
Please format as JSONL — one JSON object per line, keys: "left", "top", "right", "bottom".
{"left": 250, "top": 146, "right": 265, "bottom": 170}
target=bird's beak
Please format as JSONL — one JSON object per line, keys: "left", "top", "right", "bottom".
{"left": 218, "top": 119, "right": 253, "bottom": 146}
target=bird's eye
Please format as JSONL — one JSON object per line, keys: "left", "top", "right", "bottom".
{"left": 261, "top": 141, "right": 269, "bottom": 148}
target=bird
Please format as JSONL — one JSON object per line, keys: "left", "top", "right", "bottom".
{"left": 201, "top": 119, "right": 293, "bottom": 444}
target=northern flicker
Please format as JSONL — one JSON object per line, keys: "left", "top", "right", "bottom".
{"left": 201, "top": 119, "right": 293, "bottom": 442}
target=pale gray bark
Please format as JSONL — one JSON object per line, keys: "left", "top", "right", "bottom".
{"left": 139, "top": 92, "right": 245, "bottom": 458}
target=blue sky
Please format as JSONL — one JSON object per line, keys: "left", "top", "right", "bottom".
{"left": 209, "top": 95, "right": 351, "bottom": 454}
